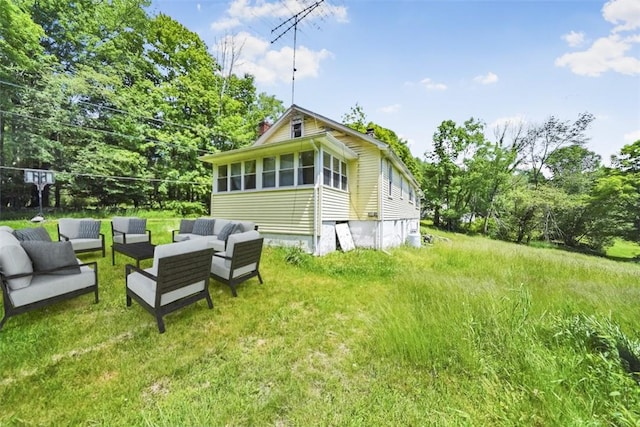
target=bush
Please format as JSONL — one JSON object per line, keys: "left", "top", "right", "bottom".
{"left": 165, "top": 201, "right": 207, "bottom": 216}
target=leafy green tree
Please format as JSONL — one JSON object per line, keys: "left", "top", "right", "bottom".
{"left": 425, "top": 118, "right": 485, "bottom": 230}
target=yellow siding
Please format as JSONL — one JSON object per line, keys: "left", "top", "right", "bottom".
{"left": 381, "top": 159, "right": 420, "bottom": 220}
{"left": 211, "top": 188, "right": 315, "bottom": 235}
{"left": 320, "top": 187, "right": 349, "bottom": 220}
{"left": 335, "top": 135, "right": 380, "bottom": 220}
{"left": 264, "top": 114, "right": 325, "bottom": 144}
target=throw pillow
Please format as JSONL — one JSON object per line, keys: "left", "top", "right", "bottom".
{"left": 78, "top": 220, "right": 101, "bottom": 239}
{"left": 20, "top": 241, "right": 80, "bottom": 275}
{"left": 13, "top": 227, "right": 52, "bottom": 242}
{"left": 192, "top": 218, "right": 215, "bottom": 236}
{"left": 128, "top": 218, "right": 147, "bottom": 234}
{"left": 216, "top": 222, "right": 239, "bottom": 242}
{"left": 179, "top": 219, "right": 196, "bottom": 234}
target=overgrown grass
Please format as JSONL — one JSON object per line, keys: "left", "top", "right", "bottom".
{"left": 1, "top": 221, "right": 639, "bottom": 425}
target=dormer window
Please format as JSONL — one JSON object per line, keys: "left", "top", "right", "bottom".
{"left": 291, "top": 116, "right": 303, "bottom": 138}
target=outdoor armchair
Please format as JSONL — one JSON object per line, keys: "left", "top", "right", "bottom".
{"left": 210, "top": 230, "right": 264, "bottom": 297}
{"left": 125, "top": 238, "right": 214, "bottom": 333}
{"left": 57, "top": 218, "right": 105, "bottom": 257}
{"left": 111, "top": 216, "right": 151, "bottom": 244}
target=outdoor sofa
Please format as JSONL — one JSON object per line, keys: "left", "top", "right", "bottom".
{"left": 0, "top": 226, "right": 99, "bottom": 330}
{"left": 171, "top": 218, "right": 257, "bottom": 251}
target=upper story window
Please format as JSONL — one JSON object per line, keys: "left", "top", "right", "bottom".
{"left": 291, "top": 117, "right": 303, "bottom": 138}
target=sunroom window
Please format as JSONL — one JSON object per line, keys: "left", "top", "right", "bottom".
{"left": 298, "top": 151, "right": 315, "bottom": 185}
{"left": 244, "top": 160, "right": 256, "bottom": 190}
{"left": 230, "top": 162, "right": 241, "bottom": 191}
{"left": 263, "top": 157, "right": 276, "bottom": 188}
{"left": 279, "top": 154, "right": 294, "bottom": 187}
{"left": 217, "top": 165, "right": 228, "bottom": 192}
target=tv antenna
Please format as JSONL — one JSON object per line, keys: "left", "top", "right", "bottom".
{"left": 271, "top": 0, "right": 325, "bottom": 105}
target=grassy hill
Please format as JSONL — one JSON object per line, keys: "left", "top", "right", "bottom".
{"left": 1, "top": 219, "right": 639, "bottom": 425}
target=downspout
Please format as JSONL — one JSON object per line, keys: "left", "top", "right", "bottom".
{"left": 311, "top": 139, "right": 321, "bottom": 255}
{"left": 378, "top": 155, "right": 384, "bottom": 250}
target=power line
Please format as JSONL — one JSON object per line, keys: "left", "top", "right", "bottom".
{"left": 0, "top": 166, "right": 207, "bottom": 186}
{"left": 0, "top": 109, "right": 216, "bottom": 156}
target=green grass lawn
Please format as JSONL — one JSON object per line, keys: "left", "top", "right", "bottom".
{"left": 1, "top": 219, "right": 640, "bottom": 425}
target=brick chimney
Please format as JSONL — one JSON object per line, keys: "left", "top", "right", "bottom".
{"left": 366, "top": 128, "right": 375, "bottom": 137}
{"left": 258, "top": 120, "right": 271, "bottom": 136}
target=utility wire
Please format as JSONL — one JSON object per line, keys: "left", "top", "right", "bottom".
{"left": 0, "top": 109, "right": 216, "bottom": 156}
{"left": 0, "top": 166, "right": 208, "bottom": 186}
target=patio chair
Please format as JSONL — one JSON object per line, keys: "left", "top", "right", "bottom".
{"left": 210, "top": 230, "right": 264, "bottom": 297}
{"left": 125, "top": 239, "right": 214, "bottom": 333}
{"left": 111, "top": 216, "right": 151, "bottom": 244}
{"left": 58, "top": 218, "right": 105, "bottom": 257}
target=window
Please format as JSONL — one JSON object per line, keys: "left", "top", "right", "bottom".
{"left": 298, "top": 151, "right": 315, "bottom": 185}
{"left": 263, "top": 157, "right": 276, "bottom": 188}
{"left": 323, "top": 153, "right": 332, "bottom": 186}
{"left": 322, "top": 152, "right": 348, "bottom": 190}
{"left": 388, "top": 162, "right": 393, "bottom": 197}
{"left": 230, "top": 162, "right": 241, "bottom": 191}
{"left": 291, "top": 117, "right": 303, "bottom": 138}
{"left": 409, "top": 186, "right": 414, "bottom": 203}
{"left": 217, "top": 165, "right": 228, "bottom": 192}
{"left": 244, "top": 160, "right": 256, "bottom": 190}
{"left": 400, "top": 177, "right": 404, "bottom": 199}
{"left": 279, "top": 153, "right": 294, "bottom": 187}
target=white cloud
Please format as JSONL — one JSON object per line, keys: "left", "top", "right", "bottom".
{"left": 555, "top": 33, "right": 640, "bottom": 76}
{"left": 420, "top": 78, "right": 447, "bottom": 91}
{"left": 379, "top": 104, "right": 401, "bottom": 113}
{"left": 197, "top": 3, "right": 201, "bottom": 12}
{"left": 603, "top": 0, "right": 640, "bottom": 32}
{"left": 473, "top": 72, "right": 498, "bottom": 85}
{"left": 562, "top": 30, "right": 585, "bottom": 47}
{"left": 212, "top": 32, "right": 333, "bottom": 84}
{"left": 624, "top": 129, "right": 640, "bottom": 143}
{"left": 211, "top": 0, "right": 348, "bottom": 33}
{"left": 211, "top": 17, "right": 241, "bottom": 32}
{"left": 556, "top": 0, "right": 640, "bottom": 77}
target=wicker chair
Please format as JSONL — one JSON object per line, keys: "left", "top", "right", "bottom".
{"left": 125, "top": 239, "right": 214, "bottom": 333}
{"left": 210, "top": 230, "right": 264, "bottom": 297}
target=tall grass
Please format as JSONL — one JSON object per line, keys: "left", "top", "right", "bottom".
{"left": 0, "top": 221, "right": 639, "bottom": 425}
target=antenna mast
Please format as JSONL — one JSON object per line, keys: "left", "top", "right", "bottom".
{"left": 271, "top": 0, "right": 325, "bottom": 105}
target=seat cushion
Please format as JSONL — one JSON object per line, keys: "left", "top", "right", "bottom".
{"left": 127, "top": 270, "right": 205, "bottom": 307}
{"left": 69, "top": 238, "right": 103, "bottom": 251}
{"left": 0, "top": 230, "right": 33, "bottom": 290}
{"left": 20, "top": 241, "right": 81, "bottom": 275}
{"left": 9, "top": 264, "right": 95, "bottom": 307}
{"left": 113, "top": 233, "right": 149, "bottom": 244}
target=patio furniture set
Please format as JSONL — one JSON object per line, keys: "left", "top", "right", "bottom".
{"left": 0, "top": 217, "right": 264, "bottom": 333}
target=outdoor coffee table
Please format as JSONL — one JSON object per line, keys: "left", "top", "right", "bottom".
{"left": 112, "top": 242, "right": 156, "bottom": 268}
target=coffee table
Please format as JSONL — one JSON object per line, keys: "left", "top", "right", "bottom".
{"left": 112, "top": 242, "right": 156, "bottom": 268}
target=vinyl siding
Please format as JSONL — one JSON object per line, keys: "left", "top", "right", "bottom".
{"left": 381, "top": 159, "right": 420, "bottom": 220}
{"left": 211, "top": 188, "right": 315, "bottom": 235}
{"left": 320, "top": 186, "right": 349, "bottom": 220}
{"left": 334, "top": 135, "right": 380, "bottom": 220}
{"left": 266, "top": 115, "right": 325, "bottom": 144}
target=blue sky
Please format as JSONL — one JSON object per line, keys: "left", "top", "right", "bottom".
{"left": 149, "top": 0, "right": 640, "bottom": 165}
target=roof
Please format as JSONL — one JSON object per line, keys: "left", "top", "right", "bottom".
{"left": 200, "top": 104, "right": 421, "bottom": 189}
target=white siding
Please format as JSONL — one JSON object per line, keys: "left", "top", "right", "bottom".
{"left": 320, "top": 187, "right": 349, "bottom": 220}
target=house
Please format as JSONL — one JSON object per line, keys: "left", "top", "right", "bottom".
{"left": 199, "top": 105, "right": 422, "bottom": 255}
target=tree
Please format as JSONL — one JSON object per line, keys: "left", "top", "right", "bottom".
{"left": 425, "top": 118, "right": 485, "bottom": 230}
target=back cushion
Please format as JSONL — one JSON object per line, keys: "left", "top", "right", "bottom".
{"left": 0, "top": 230, "right": 33, "bottom": 290}
{"left": 58, "top": 219, "right": 81, "bottom": 239}
{"left": 152, "top": 238, "right": 209, "bottom": 272}
{"left": 112, "top": 217, "right": 129, "bottom": 233}
{"left": 212, "top": 219, "right": 231, "bottom": 235}
{"left": 192, "top": 218, "right": 215, "bottom": 236}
